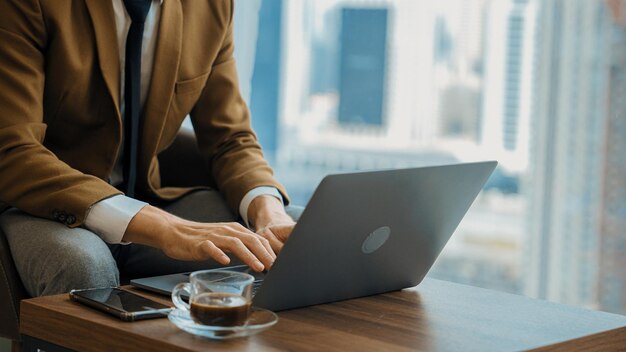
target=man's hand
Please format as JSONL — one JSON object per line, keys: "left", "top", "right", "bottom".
{"left": 123, "top": 205, "right": 275, "bottom": 272}
{"left": 247, "top": 195, "right": 296, "bottom": 253}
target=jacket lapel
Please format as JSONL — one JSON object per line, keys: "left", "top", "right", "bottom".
{"left": 141, "top": 0, "right": 183, "bottom": 155}
{"left": 84, "top": 0, "right": 121, "bottom": 117}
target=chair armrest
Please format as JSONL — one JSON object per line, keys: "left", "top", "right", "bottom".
{"left": 158, "top": 125, "right": 213, "bottom": 188}
{"left": 0, "top": 226, "right": 29, "bottom": 341}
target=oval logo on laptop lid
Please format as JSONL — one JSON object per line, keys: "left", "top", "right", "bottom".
{"left": 361, "top": 226, "right": 391, "bottom": 254}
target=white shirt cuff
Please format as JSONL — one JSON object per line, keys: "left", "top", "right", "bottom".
{"left": 239, "top": 187, "right": 283, "bottom": 228}
{"left": 84, "top": 195, "right": 148, "bottom": 244}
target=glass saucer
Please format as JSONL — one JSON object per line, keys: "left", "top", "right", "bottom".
{"left": 168, "top": 307, "right": 278, "bottom": 340}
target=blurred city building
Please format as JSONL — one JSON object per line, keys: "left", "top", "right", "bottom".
{"left": 249, "top": 0, "right": 283, "bottom": 158}
{"left": 272, "top": 0, "right": 526, "bottom": 295}
{"left": 433, "top": 0, "right": 485, "bottom": 143}
{"left": 236, "top": 0, "right": 625, "bottom": 312}
{"left": 601, "top": 0, "right": 626, "bottom": 315}
{"left": 480, "top": 0, "right": 536, "bottom": 171}
{"left": 525, "top": 0, "right": 626, "bottom": 313}
{"left": 337, "top": 8, "right": 389, "bottom": 127}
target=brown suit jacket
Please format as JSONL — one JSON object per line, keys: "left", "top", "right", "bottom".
{"left": 0, "top": 0, "right": 288, "bottom": 227}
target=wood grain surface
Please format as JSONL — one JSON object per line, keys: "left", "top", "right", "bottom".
{"left": 532, "top": 326, "right": 626, "bottom": 351}
{"left": 19, "top": 279, "right": 626, "bottom": 351}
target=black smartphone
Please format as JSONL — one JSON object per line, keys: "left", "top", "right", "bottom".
{"left": 69, "top": 287, "right": 173, "bottom": 321}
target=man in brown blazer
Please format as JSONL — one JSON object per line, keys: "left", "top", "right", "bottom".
{"left": 0, "top": 0, "right": 299, "bottom": 296}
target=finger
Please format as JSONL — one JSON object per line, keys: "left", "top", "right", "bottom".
{"left": 257, "top": 234, "right": 275, "bottom": 261}
{"left": 197, "top": 240, "right": 231, "bottom": 265}
{"left": 243, "top": 235, "right": 275, "bottom": 269}
{"left": 227, "top": 225, "right": 276, "bottom": 269}
{"left": 259, "top": 222, "right": 296, "bottom": 253}
{"left": 249, "top": 233, "right": 276, "bottom": 262}
{"left": 270, "top": 223, "right": 295, "bottom": 243}
{"left": 259, "top": 228, "right": 284, "bottom": 253}
{"left": 249, "top": 227, "right": 276, "bottom": 261}
{"left": 217, "top": 237, "right": 265, "bottom": 272}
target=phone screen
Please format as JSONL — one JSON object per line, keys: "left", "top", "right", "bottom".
{"left": 73, "top": 287, "right": 170, "bottom": 313}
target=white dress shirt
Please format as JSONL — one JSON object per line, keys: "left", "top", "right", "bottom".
{"left": 84, "top": 0, "right": 282, "bottom": 244}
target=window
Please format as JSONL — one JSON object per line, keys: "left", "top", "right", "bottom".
{"left": 235, "top": 0, "right": 626, "bottom": 314}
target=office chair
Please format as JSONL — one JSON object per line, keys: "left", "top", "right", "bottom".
{"left": 0, "top": 127, "right": 211, "bottom": 346}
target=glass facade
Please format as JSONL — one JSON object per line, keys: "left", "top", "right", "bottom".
{"left": 240, "top": 0, "right": 626, "bottom": 313}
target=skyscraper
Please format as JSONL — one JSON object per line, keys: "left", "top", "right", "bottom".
{"left": 525, "top": 0, "right": 626, "bottom": 313}
{"left": 433, "top": 16, "right": 453, "bottom": 65}
{"left": 250, "top": 0, "right": 283, "bottom": 158}
{"left": 337, "top": 7, "right": 389, "bottom": 127}
{"left": 480, "top": 0, "right": 536, "bottom": 170}
{"left": 599, "top": 0, "right": 626, "bottom": 313}
{"left": 432, "top": 0, "right": 487, "bottom": 143}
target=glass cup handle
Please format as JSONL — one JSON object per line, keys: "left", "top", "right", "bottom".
{"left": 171, "top": 283, "right": 191, "bottom": 311}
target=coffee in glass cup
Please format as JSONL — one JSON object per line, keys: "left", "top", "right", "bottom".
{"left": 172, "top": 270, "right": 254, "bottom": 327}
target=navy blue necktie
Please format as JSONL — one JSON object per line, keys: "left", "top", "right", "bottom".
{"left": 122, "top": 0, "right": 152, "bottom": 197}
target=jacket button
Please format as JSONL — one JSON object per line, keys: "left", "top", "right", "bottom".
{"left": 66, "top": 215, "right": 76, "bottom": 225}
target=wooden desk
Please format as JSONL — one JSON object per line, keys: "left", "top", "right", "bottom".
{"left": 20, "top": 279, "right": 626, "bottom": 351}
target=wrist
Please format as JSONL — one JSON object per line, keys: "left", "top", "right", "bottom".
{"left": 247, "top": 195, "right": 291, "bottom": 231}
{"left": 123, "top": 205, "right": 172, "bottom": 248}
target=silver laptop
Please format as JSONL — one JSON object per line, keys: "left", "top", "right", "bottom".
{"left": 131, "top": 161, "right": 497, "bottom": 311}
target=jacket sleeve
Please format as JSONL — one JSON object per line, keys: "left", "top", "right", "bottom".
{"left": 0, "top": 0, "right": 121, "bottom": 227}
{"left": 189, "top": 0, "right": 289, "bottom": 213}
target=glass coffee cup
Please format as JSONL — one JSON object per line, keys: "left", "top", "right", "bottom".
{"left": 172, "top": 270, "right": 254, "bottom": 326}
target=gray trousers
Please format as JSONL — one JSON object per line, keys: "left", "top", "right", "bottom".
{"left": 0, "top": 190, "right": 302, "bottom": 297}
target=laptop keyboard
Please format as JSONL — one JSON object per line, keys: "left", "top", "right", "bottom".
{"left": 252, "top": 280, "right": 263, "bottom": 297}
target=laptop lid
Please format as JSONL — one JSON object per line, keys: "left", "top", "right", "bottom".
{"left": 252, "top": 161, "right": 497, "bottom": 311}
